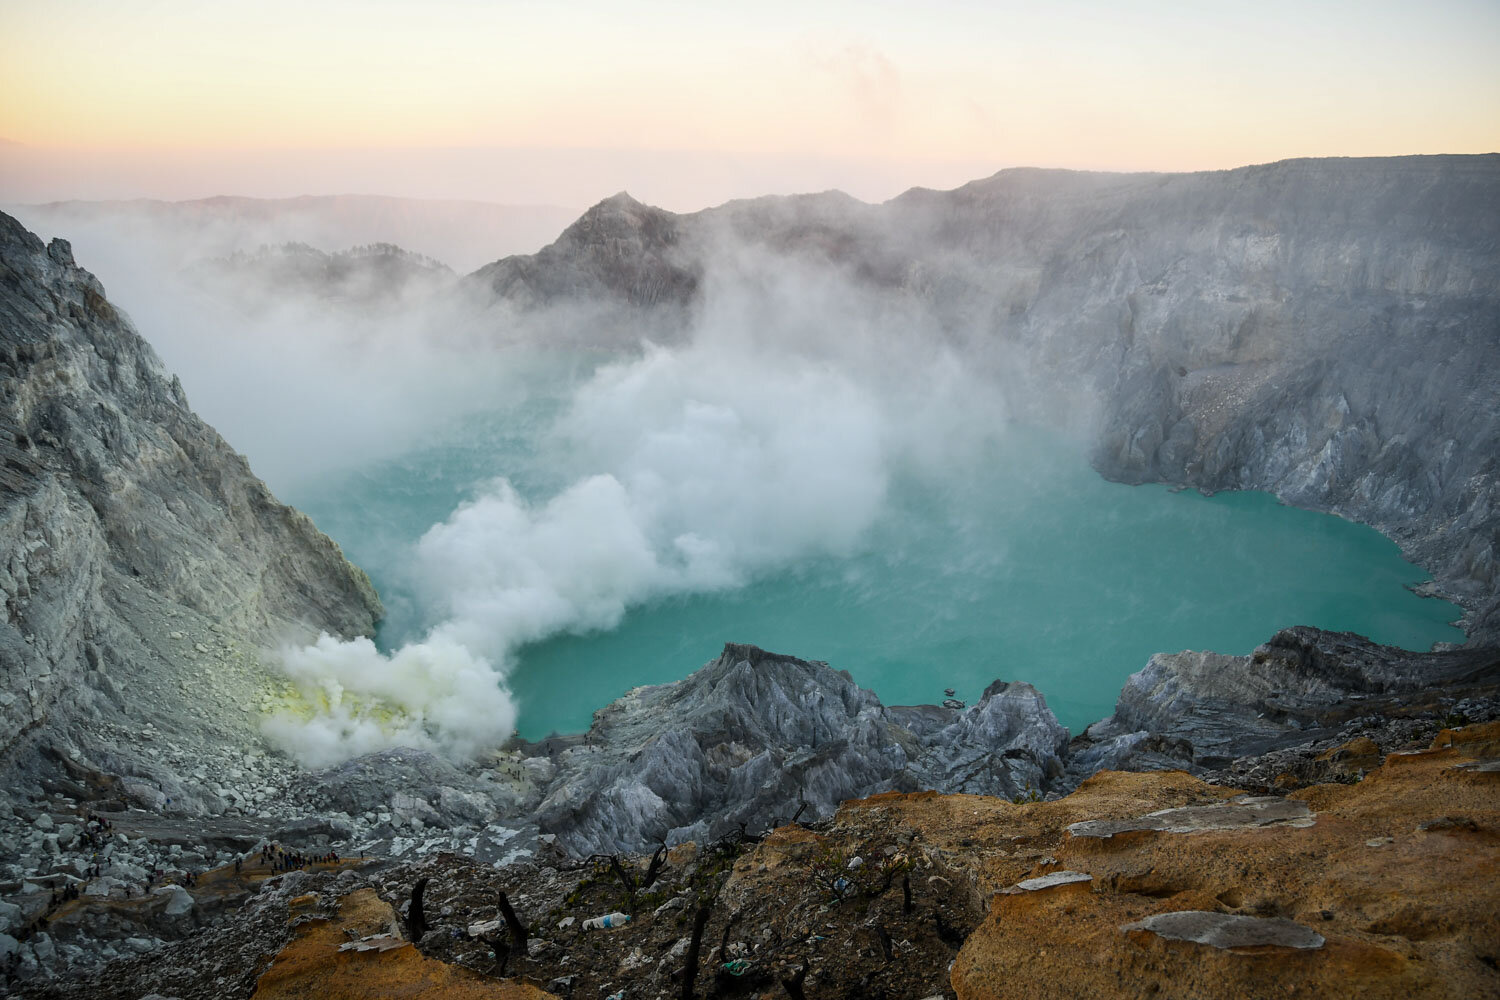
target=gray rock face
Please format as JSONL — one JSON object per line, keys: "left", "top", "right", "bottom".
{"left": 533, "top": 643, "right": 1068, "bottom": 854}
{"left": 1121, "top": 911, "right": 1325, "bottom": 950}
{"left": 1070, "top": 625, "right": 1500, "bottom": 779}
{"left": 0, "top": 211, "right": 382, "bottom": 789}
{"left": 898, "top": 679, "right": 1068, "bottom": 795}
{"left": 1005, "top": 871, "right": 1093, "bottom": 893}
{"left": 471, "top": 192, "right": 697, "bottom": 312}
{"left": 1067, "top": 796, "right": 1314, "bottom": 839}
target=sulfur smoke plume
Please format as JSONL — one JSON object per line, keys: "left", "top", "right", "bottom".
{"left": 262, "top": 250, "right": 1009, "bottom": 766}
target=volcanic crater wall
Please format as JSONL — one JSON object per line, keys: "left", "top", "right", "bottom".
{"left": 474, "top": 155, "right": 1500, "bottom": 639}
{"left": 0, "top": 211, "right": 382, "bottom": 772}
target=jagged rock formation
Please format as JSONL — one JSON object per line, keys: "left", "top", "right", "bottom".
{"left": 518, "top": 631, "right": 1495, "bottom": 854}
{"left": 1071, "top": 625, "right": 1500, "bottom": 781}
{"left": 0, "top": 210, "right": 382, "bottom": 803}
{"left": 470, "top": 156, "right": 1500, "bottom": 639}
{"left": 532, "top": 643, "right": 1068, "bottom": 854}
{"left": 471, "top": 192, "right": 696, "bottom": 311}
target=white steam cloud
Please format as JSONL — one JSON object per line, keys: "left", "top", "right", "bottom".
{"left": 262, "top": 244, "right": 1015, "bottom": 768}
{"left": 267, "top": 326, "right": 907, "bottom": 767}
{"left": 261, "top": 634, "right": 508, "bottom": 765}
{"left": 420, "top": 341, "right": 887, "bottom": 635}
{"left": 10, "top": 204, "right": 1013, "bottom": 768}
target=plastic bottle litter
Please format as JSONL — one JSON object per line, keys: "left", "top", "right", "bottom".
{"left": 583, "top": 911, "right": 632, "bottom": 930}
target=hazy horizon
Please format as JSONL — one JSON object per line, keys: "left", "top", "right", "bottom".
{"left": 0, "top": 144, "right": 999, "bottom": 214}
{"left": 4, "top": 1, "right": 1497, "bottom": 213}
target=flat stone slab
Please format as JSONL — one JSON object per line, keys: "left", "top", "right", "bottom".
{"left": 1449, "top": 758, "right": 1500, "bottom": 773}
{"left": 1069, "top": 796, "right": 1314, "bottom": 839}
{"left": 1121, "top": 911, "right": 1325, "bottom": 950}
{"left": 338, "top": 934, "right": 406, "bottom": 953}
{"left": 1003, "top": 871, "right": 1093, "bottom": 893}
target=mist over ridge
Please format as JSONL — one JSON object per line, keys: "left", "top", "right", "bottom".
{"left": 264, "top": 244, "right": 1021, "bottom": 766}
{"left": 13, "top": 155, "right": 1498, "bottom": 768}
{"left": 273, "top": 156, "right": 1499, "bottom": 765}
{"left": 7, "top": 194, "right": 580, "bottom": 273}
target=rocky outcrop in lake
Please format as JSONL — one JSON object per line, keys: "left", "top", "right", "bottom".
{"left": 522, "top": 630, "right": 1495, "bottom": 854}
{"left": 532, "top": 643, "right": 1067, "bottom": 854}
{"left": 1071, "top": 625, "right": 1500, "bottom": 783}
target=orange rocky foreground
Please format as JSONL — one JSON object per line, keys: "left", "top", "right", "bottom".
{"left": 232, "top": 723, "right": 1497, "bottom": 1000}
{"left": 945, "top": 722, "right": 1500, "bottom": 999}
{"left": 250, "top": 887, "right": 555, "bottom": 1000}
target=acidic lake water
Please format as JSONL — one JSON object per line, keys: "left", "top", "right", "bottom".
{"left": 291, "top": 414, "right": 1464, "bottom": 740}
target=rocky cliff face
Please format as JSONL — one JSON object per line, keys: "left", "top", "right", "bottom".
{"left": 1072, "top": 625, "right": 1499, "bottom": 782}
{"left": 472, "top": 156, "right": 1500, "bottom": 639}
{"left": 1021, "top": 159, "right": 1500, "bottom": 643}
{"left": 0, "top": 211, "right": 381, "bottom": 795}
{"left": 532, "top": 643, "right": 1068, "bottom": 854}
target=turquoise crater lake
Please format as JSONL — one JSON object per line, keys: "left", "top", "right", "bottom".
{"left": 291, "top": 419, "right": 1464, "bottom": 740}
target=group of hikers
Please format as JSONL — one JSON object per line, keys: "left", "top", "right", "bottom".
{"left": 259, "top": 843, "right": 341, "bottom": 873}
{"left": 78, "top": 812, "right": 113, "bottom": 851}
{"left": 3, "top": 811, "right": 125, "bottom": 987}
{"left": 47, "top": 882, "right": 82, "bottom": 906}
{"left": 35, "top": 812, "right": 123, "bottom": 919}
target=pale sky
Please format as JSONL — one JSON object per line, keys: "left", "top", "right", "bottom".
{"left": 1, "top": 0, "right": 1497, "bottom": 210}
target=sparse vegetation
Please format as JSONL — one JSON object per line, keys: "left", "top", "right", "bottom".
{"left": 806, "top": 844, "right": 912, "bottom": 903}
{"left": 1011, "top": 783, "right": 1043, "bottom": 804}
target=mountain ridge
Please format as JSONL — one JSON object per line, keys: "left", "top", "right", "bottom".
{"left": 468, "top": 154, "right": 1500, "bottom": 640}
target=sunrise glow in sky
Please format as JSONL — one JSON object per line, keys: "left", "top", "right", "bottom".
{"left": 2, "top": 0, "right": 1497, "bottom": 210}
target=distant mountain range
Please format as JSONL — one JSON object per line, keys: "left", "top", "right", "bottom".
{"left": 185, "top": 242, "right": 456, "bottom": 311}
{"left": 5, "top": 194, "right": 579, "bottom": 273}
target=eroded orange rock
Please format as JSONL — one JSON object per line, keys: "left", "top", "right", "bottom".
{"left": 945, "top": 723, "right": 1500, "bottom": 999}
{"left": 251, "top": 887, "right": 554, "bottom": 1000}
{"left": 1430, "top": 719, "right": 1500, "bottom": 756}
